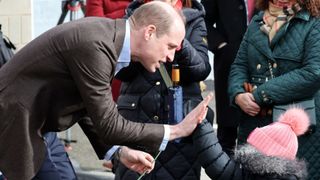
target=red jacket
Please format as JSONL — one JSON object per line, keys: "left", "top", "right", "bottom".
{"left": 86, "top": 0, "right": 132, "bottom": 19}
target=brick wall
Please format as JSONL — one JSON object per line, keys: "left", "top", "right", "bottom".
{"left": 0, "top": 0, "right": 32, "bottom": 50}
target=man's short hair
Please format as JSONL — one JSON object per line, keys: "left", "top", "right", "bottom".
{"left": 129, "top": 1, "right": 185, "bottom": 37}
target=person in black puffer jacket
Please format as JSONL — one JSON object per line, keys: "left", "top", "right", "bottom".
{"left": 108, "top": 0, "right": 212, "bottom": 179}
{"left": 193, "top": 108, "right": 308, "bottom": 180}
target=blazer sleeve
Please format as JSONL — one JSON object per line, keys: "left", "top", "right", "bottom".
{"left": 63, "top": 41, "right": 164, "bottom": 152}
{"left": 78, "top": 116, "right": 112, "bottom": 159}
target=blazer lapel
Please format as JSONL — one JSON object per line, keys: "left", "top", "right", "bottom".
{"left": 114, "top": 19, "right": 126, "bottom": 58}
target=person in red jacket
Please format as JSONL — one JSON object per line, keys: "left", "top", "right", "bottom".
{"left": 86, "top": 0, "right": 133, "bottom": 101}
{"left": 86, "top": 0, "right": 132, "bottom": 19}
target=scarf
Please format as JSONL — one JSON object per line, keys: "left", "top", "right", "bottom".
{"left": 261, "top": 1, "right": 298, "bottom": 42}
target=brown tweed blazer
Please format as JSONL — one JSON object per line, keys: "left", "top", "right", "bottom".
{"left": 0, "top": 17, "right": 164, "bottom": 180}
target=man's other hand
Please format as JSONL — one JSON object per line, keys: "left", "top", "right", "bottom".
{"left": 119, "top": 146, "right": 155, "bottom": 174}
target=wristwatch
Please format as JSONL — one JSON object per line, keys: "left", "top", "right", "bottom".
{"left": 111, "top": 147, "right": 122, "bottom": 173}
{"left": 113, "top": 147, "right": 122, "bottom": 161}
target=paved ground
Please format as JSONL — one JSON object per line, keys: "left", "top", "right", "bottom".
{"left": 58, "top": 80, "right": 215, "bottom": 180}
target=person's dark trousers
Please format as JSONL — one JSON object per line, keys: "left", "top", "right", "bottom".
{"left": 32, "top": 132, "right": 77, "bottom": 180}
{"left": 217, "top": 126, "right": 238, "bottom": 156}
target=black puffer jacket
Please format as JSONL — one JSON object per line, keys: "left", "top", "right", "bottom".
{"left": 193, "top": 120, "right": 308, "bottom": 180}
{"left": 114, "top": 1, "right": 211, "bottom": 179}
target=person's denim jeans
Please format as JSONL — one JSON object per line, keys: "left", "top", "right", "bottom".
{"left": 32, "top": 132, "right": 77, "bottom": 180}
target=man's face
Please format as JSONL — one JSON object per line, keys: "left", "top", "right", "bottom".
{"left": 139, "top": 24, "right": 185, "bottom": 72}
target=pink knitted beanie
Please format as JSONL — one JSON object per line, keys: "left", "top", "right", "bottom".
{"left": 247, "top": 108, "right": 310, "bottom": 160}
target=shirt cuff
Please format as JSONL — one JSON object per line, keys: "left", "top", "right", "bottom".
{"left": 159, "top": 125, "right": 170, "bottom": 151}
{"left": 104, "top": 145, "right": 120, "bottom": 160}
{"left": 105, "top": 125, "right": 169, "bottom": 156}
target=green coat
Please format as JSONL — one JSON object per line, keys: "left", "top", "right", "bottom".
{"left": 229, "top": 10, "right": 320, "bottom": 179}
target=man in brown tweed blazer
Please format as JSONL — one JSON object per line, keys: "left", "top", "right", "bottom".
{"left": 0, "top": 1, "right": 212, "bottom": 180}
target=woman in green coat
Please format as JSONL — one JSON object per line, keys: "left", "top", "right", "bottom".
{"left": 228, "top": 0, "right": 320, "bottom": 179}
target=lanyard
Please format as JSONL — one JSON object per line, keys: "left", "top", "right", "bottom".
{"left": 158, "top": 63, "right": 173, "bottom": 88}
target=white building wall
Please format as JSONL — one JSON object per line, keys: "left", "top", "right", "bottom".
{"left": 0, "top": 0, "right": 32, "bottom": 49}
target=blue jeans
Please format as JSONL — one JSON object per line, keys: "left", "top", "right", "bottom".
{"left": 32, "top": 132, "right": 77, "bottom": 180}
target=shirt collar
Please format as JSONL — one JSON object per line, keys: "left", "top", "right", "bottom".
{"left": 118, "top": 20, "right": 131, "bottom": 63}
{"left": 115, "top": 20, "right": 131, "bottom": 75}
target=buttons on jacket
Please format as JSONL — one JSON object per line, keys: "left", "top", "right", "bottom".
{"left": 261, "top": 90, "right": 267, "bottom": 101}
{"left": 251, "top": 77, "right": 261, "bottom": 81}
{"left": 256, "top": 64, "right": 261, "bottom": 70}
{"left": 261, "top": 90, "right": 273, "bottom": 104}
{"left": 273, "top": 63, "right": 277, "bottom": 68}
{"left": 153, "top": 116, "right": 159, "bottom": 121}
{"left": 253, "top": 85, "right": 257, "bottom": 90}
{"left": 131, "top": 103, "right": 136, "bottom": 107}
{"left": 156, "top": 81, "right": 161, "bottom": 86}
{"left": 238, "top": 5, "right": 244, "bottom": 10}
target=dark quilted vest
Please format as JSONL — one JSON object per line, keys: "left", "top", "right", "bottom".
{"left": 113, "top": 1, "right": 210, "bottom": 179}
{"left": 115, "top": 63, "right": 202, "bottom": 180}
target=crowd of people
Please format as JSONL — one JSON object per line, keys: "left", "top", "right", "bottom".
{"left": 1, "top": 0, "right": 320, "bottom": 179}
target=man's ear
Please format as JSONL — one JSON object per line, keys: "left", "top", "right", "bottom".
{"left": 144, "top": 25, "right": 156, "bottom": 40}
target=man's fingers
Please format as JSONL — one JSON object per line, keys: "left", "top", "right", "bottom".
{"left": 131, "top": 164, "right": 153, "bottom": 175}
{"left": 144, "top": 154, "right": 155, "bottom": 169}
{"left": 202, "top": 92, "right": 213, "bottom": 106}
{"left": 195, "top": 92, "right": 212, "bottom": 123}
{"left": 196, "top": 93, "right": 212, "bottom": 112}
{"left": 144, "top": 153, "right": 154, "bottom": 163}
{"left": 119, "top": 147, "right": 156, "bottom": 175}
{"left": 198, "top": 107, "right": 208, "bottom": 123}
{"left": 140, "top": 158, "right": 152, "bottom": 168}
{"left": 130, "top": 164, "right": 145, "bottom": 174}
{"left": 102, "top": 161, "right": 113, "bottom": 169}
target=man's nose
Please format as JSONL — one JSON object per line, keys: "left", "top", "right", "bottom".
{"left": 167, "top": 51, "right": 176, "bottom": 62}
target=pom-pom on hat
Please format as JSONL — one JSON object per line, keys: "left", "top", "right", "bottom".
{"left": 247, "top": 108, "right": 310, "bottom": 160}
